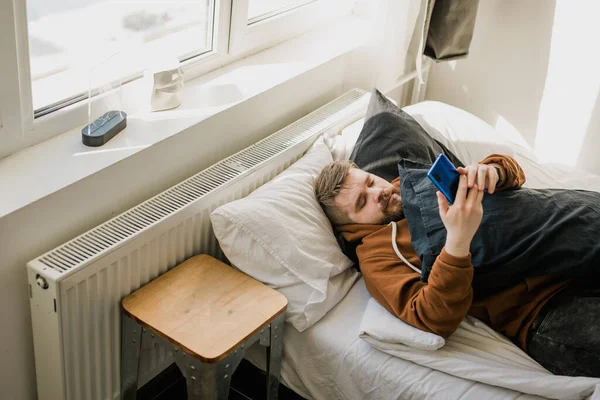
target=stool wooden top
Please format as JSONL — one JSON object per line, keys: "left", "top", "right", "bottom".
{"left": 122, "top": 254, "right": 287, "bottom": 363}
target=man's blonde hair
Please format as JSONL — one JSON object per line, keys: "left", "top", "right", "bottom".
{"left": 313, "top": 160, "right": 358, "bottom": 225}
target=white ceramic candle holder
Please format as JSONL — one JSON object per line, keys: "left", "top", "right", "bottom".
{"left": 150, "top": 64, "right": 184, "bottom": 111}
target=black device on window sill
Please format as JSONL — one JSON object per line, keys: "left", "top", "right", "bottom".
{"left": 81, "top": 110, "right": 127, "bottom": 147}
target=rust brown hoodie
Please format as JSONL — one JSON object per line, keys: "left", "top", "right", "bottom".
{"left": 338, "top": 154, "right": 570, "bottom": 351}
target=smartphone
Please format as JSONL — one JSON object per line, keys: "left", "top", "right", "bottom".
{"left": 428, "top": 153, "right": 460, "bottom": 204}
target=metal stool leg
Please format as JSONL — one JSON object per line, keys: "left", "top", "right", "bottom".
{"left": 266, "top": 314, "right": 285, "bottom": 400}
{"left": 174, "top": 350, "right": 213, "bottom": 399}
{"left": 174, "top": 347, "right": 245, "bottom": 400}
{"left": 214, "top": 348, "right": 243, "bottom": 400}
{"left": 120, "top": 314, "right": 143, "bottom": 400}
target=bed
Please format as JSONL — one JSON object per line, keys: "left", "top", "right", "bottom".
{"left": 246, "top": 278, "right": 552, "bottom": 400}
{"left": 211, "top": 96, "right": 600, "bottom": 400}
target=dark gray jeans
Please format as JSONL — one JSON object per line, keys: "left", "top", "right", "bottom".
{"left": 527, "top": 283, "right": 600, "bottom": 377}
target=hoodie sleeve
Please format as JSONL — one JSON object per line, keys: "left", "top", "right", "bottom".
{"left": 480, "top": 154, "right": 526, "bottom": 190}
{"left": 360, "top": 247, "right": 474, "bottom": 338}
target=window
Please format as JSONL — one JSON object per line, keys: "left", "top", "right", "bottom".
{"left": 27, "top": 0, "right": 216, "bottom": 118}
{"left": 247, "top": 0, "right": 315, "bottom": 24}
{"left": 229, "top": 0, "right": 353, "bottom": 56}
{"left": 0, "top": 0, "right": 354, "bottom": 159}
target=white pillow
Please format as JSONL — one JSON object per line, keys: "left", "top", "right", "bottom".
{"left": 404, "top": 101, "right": 517, "bottom": 164}
{"left": 359, "top": 298, "right": 445, "bottom": 351}
{"left": 210, "top": 139, "right": 359, "bottom": 331}
{"left": 326, "top": 118, "right": 363, "bottom": 161}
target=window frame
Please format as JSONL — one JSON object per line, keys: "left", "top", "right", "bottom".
{"left": 229, "top": 0, "right": 354, "bottom": 57}
{"left": 0, "top": 0, "right": 31, "bottom": 159}
{"left": 0, "top": 0, "right": 354, "bottom": 160}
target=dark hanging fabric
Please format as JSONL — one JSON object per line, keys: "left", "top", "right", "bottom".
{"left": 422, "top": 0, "right": 480, "bottom": 61}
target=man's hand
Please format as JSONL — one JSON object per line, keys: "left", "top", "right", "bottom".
{"left": 437, "top": 174, "right": 483, "bottom": 258}
{"left": 457, "top": 163, "right": 500, "bottom": 194}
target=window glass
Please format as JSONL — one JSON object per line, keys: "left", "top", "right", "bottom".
{"left": 26, "top": 0, "right": 215, "bottom": 116}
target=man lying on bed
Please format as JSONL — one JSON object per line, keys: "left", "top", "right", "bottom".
{"left": 314, "top": 155, "right": 600, "bottom": 378}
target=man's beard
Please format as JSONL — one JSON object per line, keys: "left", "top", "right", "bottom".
{"left": 378, "top": 187, "right": 404, "bottom": 224}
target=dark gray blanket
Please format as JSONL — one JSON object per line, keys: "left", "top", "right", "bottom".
{"left": 398, "top": 160, "right": 600, "bottom": 291}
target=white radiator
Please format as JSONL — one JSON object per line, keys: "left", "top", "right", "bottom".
{"left": 27, "top": 88, "right": 369, "bottom": 400}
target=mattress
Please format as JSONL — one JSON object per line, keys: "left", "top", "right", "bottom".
{"left": 245, "top": 99, "right": 600, "bottom": 400}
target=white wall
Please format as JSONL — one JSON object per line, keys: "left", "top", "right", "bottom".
{"left": 0, "top": 2, "right": 419, "bottom": 398}
{"left": 425, "top": 0, "right": 600, "bottom": 175}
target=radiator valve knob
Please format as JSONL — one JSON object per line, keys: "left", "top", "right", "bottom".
{"left": 36, "top": 275, "right": 49, "bottom": 290}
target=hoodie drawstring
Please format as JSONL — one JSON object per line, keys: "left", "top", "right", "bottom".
{"left": 389, "top": 222, "right": 421, "bottom": 274}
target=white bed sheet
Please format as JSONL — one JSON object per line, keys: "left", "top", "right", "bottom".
{"left": 245, "top": 278, "right": 543, "bottom": 400}
{"left": 245, "top": 99, "right": 600, "bottom": 400}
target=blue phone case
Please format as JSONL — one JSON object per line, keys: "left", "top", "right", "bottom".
{"left": 428, "top": 153, "right": 460, "bottom": 204}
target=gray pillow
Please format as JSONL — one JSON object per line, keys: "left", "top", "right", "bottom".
{"left": 349, "top": 89, "right": 464, "bottom": 182}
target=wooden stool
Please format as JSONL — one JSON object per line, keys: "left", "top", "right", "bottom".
{"left": 120, "top": 254, "right": 288, "bottom": 399}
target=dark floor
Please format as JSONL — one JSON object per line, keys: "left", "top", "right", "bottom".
{"left": 137, "top": 359, "right": 306, "bottom": 400}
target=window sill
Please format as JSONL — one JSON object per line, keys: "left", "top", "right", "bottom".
{"left": 0, "top": 16, "right": 365, "bottom": 218}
